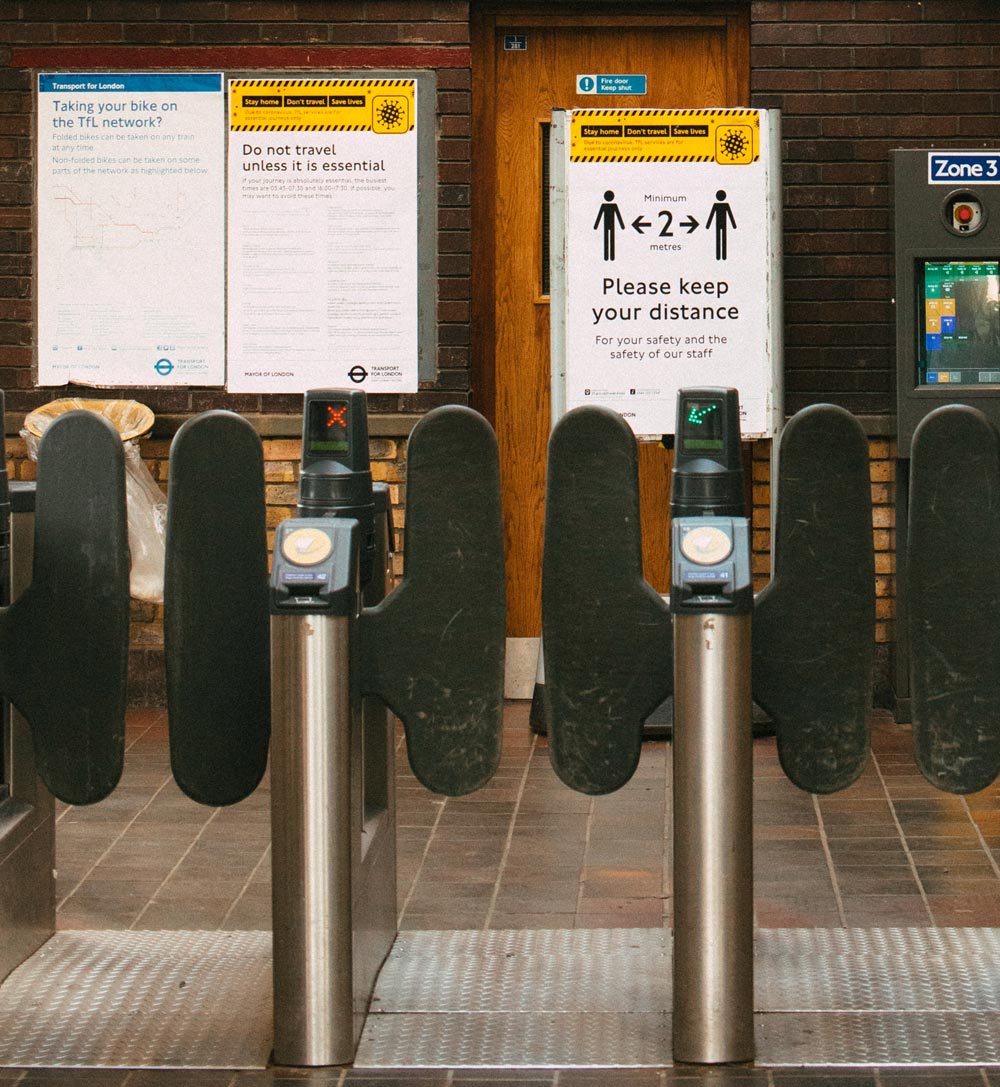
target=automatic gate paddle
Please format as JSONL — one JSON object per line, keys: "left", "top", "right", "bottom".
{"left": 541, "top": 405, "right": 671, "bottom": 796}
{"left": 752, "top": 404, "right": 875, "bottom": 794}
{"left": 360, "top": 405, "right": 506, "bottom": 797}
{"left": 908, "top": 405, "right": 1000, "bottom": 794}
{"left": 0, "top": 410, "right": 129, "bottom": 806}
{"left": 164, "top": 411, "right": 270, "bottom": 806}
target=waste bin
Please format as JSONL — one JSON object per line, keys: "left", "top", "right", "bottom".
{"left": 22, "top": 398, "right": 165, "bottom": 602}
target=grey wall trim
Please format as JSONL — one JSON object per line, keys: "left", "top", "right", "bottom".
{"left": 852, "top": 414, "right": 894, "bottom": 439}
{"left": 147, "top": 413, "right": 422, "bottom": 441}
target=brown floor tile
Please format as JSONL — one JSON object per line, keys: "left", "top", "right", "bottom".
{"left": 755, "top": 902, "right": 843, "bottom": 926}
{"left": 488, "top": 912, "right": 578, "bottom": 929}
{"left": 880, "top": 1072, "right": 987, "bottom": 1085}
{"left": 927, "top": 893, "right": 1000, "bottom": 925}
{"left": 771, "top": 1074, "right": 878, "bottom": 1087}
{"left": 579, "top": 871, "right": 663, "bottom": 899}
{"left": 834, "top": 870, "right": 922, "bottom": 895}
{"left": 132, "top": 901, "right": 234, "bottom": 929}
{"left": 911, "top": 847, "right": 996, "bottom": 866}
{"left": 840, "top": 895, "right": 933, "bottom": 926}
{"left": 821, "top": 822, "right": 902, "bottom": 840}
{"left": 918, "top": 872, "right": 1000, "bottom": 895}
{"left": 575, "top": 896, "right": 667, "bottom": 926}
{"left": 824, "top": 844, "right": 910, "bottom": 864}
{"left": 55, "top": 905, "right": 145, "bottom": 930}
{"left": 753, "top": 825, "right": 821, "bottom": 841}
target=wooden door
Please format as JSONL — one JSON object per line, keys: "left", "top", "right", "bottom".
{"left": 472, "top": 6, "right": 750, "bottom": 653}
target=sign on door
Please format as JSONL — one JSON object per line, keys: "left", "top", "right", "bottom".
{"left": 551, "top": 108, "right": 783, "bottom": 437}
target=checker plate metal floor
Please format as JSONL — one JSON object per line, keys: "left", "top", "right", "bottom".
{"left": 0, "top": 930, "right": 272, "bottom": 1069}
{"left": 356, "top": 927, "right": 1000, "bottom": 1068}
{"left": 3, "top": 927, "right": 1000, "bottom": 1068}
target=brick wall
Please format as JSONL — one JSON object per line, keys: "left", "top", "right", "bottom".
{"left": 750, "top": 0, "right": 1000, "bottom": 415}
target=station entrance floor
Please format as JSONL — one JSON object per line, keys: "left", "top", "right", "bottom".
{"left": 2, "top": 703, "right": 999, "bottom": 1086}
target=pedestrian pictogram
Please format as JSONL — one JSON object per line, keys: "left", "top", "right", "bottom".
{"left": 706, "top": 191, "right": 736, "bottom": 261}
{"left": 594, "top": 190, "right": 625, "bottom": 261}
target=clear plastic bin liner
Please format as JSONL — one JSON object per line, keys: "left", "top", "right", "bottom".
{"left": 22, "top": 398, "right": 165, "bottom": 603}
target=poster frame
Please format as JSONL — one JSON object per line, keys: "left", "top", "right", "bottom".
{"left": 549, "top": 107, "right": 783, "bottom": 440}
{"left": 33, "top": 68, "right": 438, "bottom": 390}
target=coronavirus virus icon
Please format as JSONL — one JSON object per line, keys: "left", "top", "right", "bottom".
{"left": 716, "top": 125, "right": 754, "bottom": 165}
{"left": 373, "top": 96, "right": 409, "bottom": 133}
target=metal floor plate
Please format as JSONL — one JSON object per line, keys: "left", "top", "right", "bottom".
{"left": 0, "top": 930, "right": 272, "bottom": 1069}
{"left": 3, "top": 927, "right": 1000, "bottom": 1069}
{"left": 356, "top": 927, "right": 1000, "bottom": 1068}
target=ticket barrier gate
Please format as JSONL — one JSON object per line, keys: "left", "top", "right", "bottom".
{"left": 165, "top": 392, "right": 505, "bottom": 1066}
{"left": 0, "top": 387, "right": 502, "bottom": 1070}
{"left": 542, "top": 389, "right": 875, "bottom": 1063}
{"left": 0, "top": 393, "right": 129, "bottom": 984}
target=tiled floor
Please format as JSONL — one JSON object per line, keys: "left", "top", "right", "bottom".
{"left": 10, "top": 703, "right": 1000, "bottom": 1084}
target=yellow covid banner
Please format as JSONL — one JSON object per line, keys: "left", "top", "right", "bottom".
{"left": 230, "top": 79, "right": 414, "bottom": 133}
{"left": 570, "top": 109, "right": 760, "bottom": 164}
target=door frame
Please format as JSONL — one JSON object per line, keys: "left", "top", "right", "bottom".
{"left": 469, "top": 3, "right": 751, "bottom": 421}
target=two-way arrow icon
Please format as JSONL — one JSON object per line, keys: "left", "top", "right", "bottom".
{"left": 632, "top": 213, "right": 700, "bottom": 235}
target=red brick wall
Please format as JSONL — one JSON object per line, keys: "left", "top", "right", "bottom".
{"left": 750, "top": 0, "right": 1000, "bottom": 415}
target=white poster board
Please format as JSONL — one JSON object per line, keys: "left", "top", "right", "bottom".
{"left": 555, "top": 108, "right": 782, "bottom": 436}
{"left": 227, "top": 77, "right": 419, "bottom": 393}
{"left": 36, "top": 73, "right": 225, "bottom": 386}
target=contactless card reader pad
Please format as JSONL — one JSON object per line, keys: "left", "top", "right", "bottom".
{"left": 270, "top": 517, "right": 361, "bottom": 615}
{"left": 671, "top": 516, "right": 753, "bottom": 613}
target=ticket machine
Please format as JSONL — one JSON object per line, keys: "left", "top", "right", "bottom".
{"left": 893, "top": 148, "right": 1000, "bottom": 718}
{"left": 896, "top": 148, "right": 1000, "bottom": 452}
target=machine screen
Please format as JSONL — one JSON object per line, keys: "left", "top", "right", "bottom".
{"left": 306, "top": 398, "right": 351, "bottom": 456}
{"left": 679, "top": 397, "right": 725, "bottom": 455}
{"left": 918, "top": 260, "right": 1000, "bottom": 386}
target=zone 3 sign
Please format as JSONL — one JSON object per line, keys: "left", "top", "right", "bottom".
{"left": 928, "top": 152, "right": 1000, "bottom": 183}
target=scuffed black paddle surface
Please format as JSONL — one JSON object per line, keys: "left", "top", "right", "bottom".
{"left": 908, "top": 405, "right": 1000, "bottom": 794}
{"left": 753, "top": 405, "right": 875, "bottom": 794}
{"left": 0, "top": 412, "right": 129, "bottom": 805}
{"left": 542, "top": 407, "right": 671, "bottom": 796}
{"left": 165, "top": 411, "right": 270, "bottom": 806}
{"left": 361, "top": 406, "right": 505, "bottom": 797}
